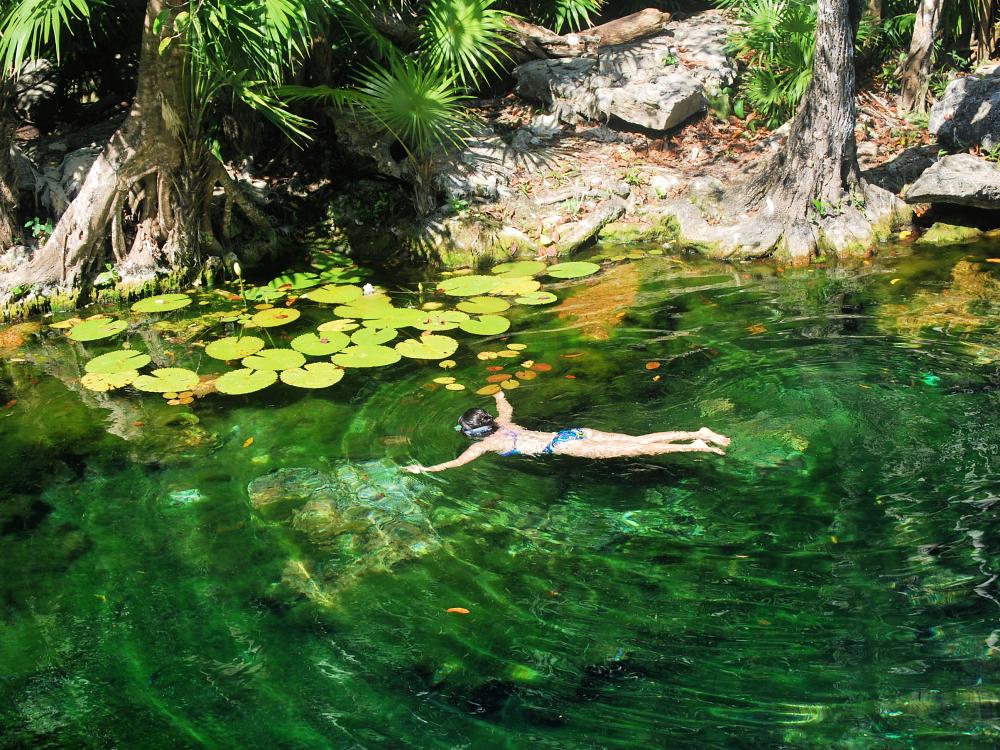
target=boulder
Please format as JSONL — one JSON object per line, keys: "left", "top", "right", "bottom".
{"left": 903, "top": 153, "right": 1000, "bottom": 209}
{"left": 514, "top": 10, "right": 735, "bottom": 132}
{"left": 930, "top": 70, "right": 1000, "bottom": 150}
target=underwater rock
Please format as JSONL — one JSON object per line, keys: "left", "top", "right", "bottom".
{"left": 250, "top": 460, "right": 441, "bottom": 604}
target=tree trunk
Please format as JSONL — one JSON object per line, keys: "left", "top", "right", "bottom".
{"left": 866, "top": 0, "right": 882, "bottom": 24}
{"left": 897, "top": 0, "right": 943, "bottom": 114}
{"left": 971, "top": 0, "right": 998, "bottom": 62}
{"left": 0, "top": 81, "right": 18, "bottom": 250}
{"left": 737, "top": 0, "right": 865, "bottom": 218}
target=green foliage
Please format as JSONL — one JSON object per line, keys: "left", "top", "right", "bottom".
{"left": 421, "top": 0, "right": 512, "bottom": 86}
{"left": 24, "top": 216, "right": 53, "bottom": 241}
{"left": 0, "top": 0, "right": 91, "bottom": 70}
{"left": 537, "top": 0, "right": 602, "bottom": 33}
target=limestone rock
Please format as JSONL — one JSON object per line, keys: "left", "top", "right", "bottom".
{"left": 513, "top": 10, "right": 735, "bottom": 132}
{"left": 903, "top": 153, "right": 1000, "bottom": 209}
{"left": 930, "top": 71, "right": 1000, "bottom": 150}
{"left": 552, "top": 197, "right": 626, "bottom": 255}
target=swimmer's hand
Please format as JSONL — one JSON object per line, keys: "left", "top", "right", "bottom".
{"left": 403, "top": 464, "right": 423, "bottom": 474}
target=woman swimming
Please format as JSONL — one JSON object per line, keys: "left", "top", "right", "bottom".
{"left": 404, "top": 391, "right": 730, "bottom": 473}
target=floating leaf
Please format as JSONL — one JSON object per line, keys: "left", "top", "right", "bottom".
{"left": 492, "top": 276, "right": 541, "bottom": 296}
{"left": 439, "top": 359, "right": 456, "bottom": 369}
{"left": 49, "top": 317, "right": 83, "bottom": 330}
{"left": 497, "top": 350, "right": 518, "bottom": 358}
{"left": 81, "top": 370, "right": 138, "bottom": 391}
{"left": 438, "top": 275, "right": 498, "bottom": 297}
{"left": 457, "top": 296, "right": 510, "bottom": 314}
{"left": 446, "top": 607, "right": 471, "bottom": 614}
{"left": 243, "top": 437, "right": 255, "bottom": 448}
{"left": 318, "top": 318, "right": 359, "bottom": 333}
{"left": 131, "top": 293, "right": 192, "bottom": 313}
{"left": 515, "top": 369, "right": 537, "bottom": 380}
{"left": 486, "top": 373, "right": 508, "bottom": 383}
{"left": 500, "top": 379, "right": 519, "bottom": 389}
{"left": 492, "top": 260, "right": 546, "bottom": 276}
{"left": 411, "top": 310, "right": 468, "bottom": 331}
{"left": 459, "top": 315, "right": 510, "bottom": 335}
{"left": 133, "top": 367, "right": 199, "bottom": 393}
{"left": 305, "top": 284, "right": 364, "bottom": 304}
{"left": 421, "top": 301, "right": 444, "bottom": 310}
{"left": 216, "top": 368, "right": 277, "bottom": 395}
{"left": 445, "top": 383, "right": 465, "bottom": 391}
{"left": 514, "top": 291, "right": 557, "bottom": 306}
{"left": 546, "top": 261, "right": 601, "bottom": 279}
{"left": 531, "top": 362, "right": 552, "bottom": 372}
{"left": 333, "top": 295, "right": 395, "bottom": 318}
{"left": 476, "top": 384, "right": 501, "bottom": 395}
{"left": 333, "top": 345, "right": 402, "bottom": 368}
{"left": 205, "top": 336, "right": 265, "bottom": 361}
{"left": 265, "top": 271, "right": 322, "bottom": 291}
{"left": 242, "top": 286, "right": 286, "bottom": 302}
{"left": 365, "top": 308, "right": 428, "bottom": 329}
{"left": 645, "top": 361, "right": 661, "bottom": 370}
{"left": 433, "top": 376, "right": 456, "bottom": 384}
{"left": 85, "top": 349, "right": 151, "bottom": 374}
{"left": 242, "top": 348, "right": 306, "bottom": 371}
{"left": 395, "top": 334, "right": 458, "bottom": 360}
{"left": 291, "top": 332, "right": 349, "bottom": 356}
{"left": 476, "top": 351, "right": 498, "bottom": 360}
{"left": 280, "top": 362, "right": 345, "bottom": 389}
{"left": 351, "top": 326, "right": 397, "bottom": 346}
{"left": 68, "top": 317, "right": 128, "bottom": 342}
{"left": 252, "top": 308, "right": 301, "bottom": 328}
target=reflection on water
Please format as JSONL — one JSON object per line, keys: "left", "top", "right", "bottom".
{"left": 2, "top": 242, "right": 1000, "bottom": 748}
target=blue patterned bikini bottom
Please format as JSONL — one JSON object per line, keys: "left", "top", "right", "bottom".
{"left": 542, "top": 428, "right": 585, "bottom": 454}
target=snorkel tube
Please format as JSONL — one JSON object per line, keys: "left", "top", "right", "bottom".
{"left": 456, "top": 423, "right": 495, "bottom": 440}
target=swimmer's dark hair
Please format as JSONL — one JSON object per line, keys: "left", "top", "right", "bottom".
{"left": 457, "top": 407, "right": 497, "bottom": 439}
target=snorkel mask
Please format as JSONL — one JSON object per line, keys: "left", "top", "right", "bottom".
{"left": 455, "top": 423, "right": 494, "bottom": 439}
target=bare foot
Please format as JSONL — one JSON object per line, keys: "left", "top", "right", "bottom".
{"left": 698, "top": 427, "right": 731, "bottom": 447}
{"left": 691, "top": 438, "right": 726, "bottom": 456}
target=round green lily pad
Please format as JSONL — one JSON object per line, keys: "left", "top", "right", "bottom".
{"left": 216, "top": 368, "right": 278, "bottom": 395}
{"left": 545, "top": 261, "right": 601, "bottom": 279}
{"left": 366, "top": 308, "right": 428, "bottom": 329}
{"left": 242, "top": 286, "right": 286, "bottom": 302}
{"left": 514, "top": 290, "right": 558, "bottom": 306}
{"left": 291, "top": 332, "right": 349, "bottom": 356}
{"left": 241, "top": 348, "right": 306, "bottom": 371}
{"left": 305, "top": 285, "right": 364, "bottom": 304}
{"left": 279, "top": 362, "right": 345, "bottom": 389}
{"left": 332, "top": 345, "right": 402, "bottom": 368}
{"left": 459, "top": 315, "right": 511, "bottom": 336}
{"left": 492, "top": 260, "right": 546, "bottom": 276}
{"left": 492, "top": 276, "right": 541, "bottom": 296}
{"left": 395, "top": 334, "right": 459, "bottom": 360}
{"left": 68, "top": 317, "right": 128, "bottom": 342}
{"left": 457, "top": 296, "right": 511, "bottom": 314}
{"left": 81, "top": 370, "right": 138, "bottom": 391}
{"left": 411, "top": 310, "right": 468, "bottom": 332}
{"left": 334, "top": 295, "right": 395, "bottom": 319}
{"left": 133, "top": 367, "right": 199, "bottom": 393}
{"left": 131, "top": 293, "right": 192, "bottom": 313}
{"left": 85, "top": 349, "right": 151, "bottom": 374}
{"left": 438, "top": 275, "right": 499, "bottom": 297}
{"left": 251, "top": 308, "right": 301, "bottom": 328}
{"left": 317, "top": 319, "right": 359, "bottom": 333}
{"left": 351, "top": 326, "right": 397, "bottom": 346}
{"left": 205, "top": 336, "right": 266, "bottom": 361}
{"left": 265, "top": 272, "right": 322, "bottom": 291}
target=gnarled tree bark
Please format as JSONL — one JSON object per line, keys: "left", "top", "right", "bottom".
{"left": 0, "top": 80, "right": 18, "bottom": 250}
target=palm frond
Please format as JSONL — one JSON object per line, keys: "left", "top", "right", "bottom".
{"left": 420, "top": 0, "right": 512, "bottom": 86}
{"left": 0, "top": 0, "right": 92, "bottom": 71}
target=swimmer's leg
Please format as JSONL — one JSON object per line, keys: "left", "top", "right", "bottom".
{"left": 646, "top": 438, "right": 725, "bottom": 456}
{"left": 555, "top": 438, "right": 724, "bottom": 458}
{"left": 633, "top": 428, "right": 730, "bottom": 447}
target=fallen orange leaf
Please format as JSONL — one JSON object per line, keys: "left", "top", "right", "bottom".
{"left": 530, "top": 363, "right": 553, "bottom": 372}
{"left": 486, "top": 373, "right": 508, "bottom": 383}
{"left": 446, "top": 607, "right": 470, "bottom": 614}
{"left": 4, "top": 399, "right": 16, "bottom": 409}
{"left": 242, "top": 437, "right": 254, "bottom": 448}
{"left": 486, "top": 365, "right": 505, "bottom": 372}
{"left": 562, "top": 352, "right": 584, "bottom": 359}
{"left": 565, "top": 374, "right": 577, "bottom": 379}
{"left": 132, "top": 421, "right": 144, "bottom": 427}
{"left": 645, "top": 361, "right": 661, "bottom": 370}
{"left": 747, "top": 324, "right": 766, "bottom": 335}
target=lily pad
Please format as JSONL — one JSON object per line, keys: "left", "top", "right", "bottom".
{"left": 242, "top": 348, "right": 306, "bottom": 371}
{"left": 351, "top": 326, "right": 397, "bottom": 346}
{"left": 291, "top": 332, "right": 349, "bottom": 356}
{"left": 411, "top": 310, "right": 468, "bottom": 331}
{"left": 317, "top": 319, "right": 360, "bottom": 333}
{"left": 514, "top": 290, "right": 558, "bottom": 305}
{"left": 133, "top": 367, "right": 199, "bottom": 393}
{"left": 333, "top": 345, "right": 402, "bottom": 368}
{"left": 438, "top": 275, "right": 499, "bottom": 297}
{"left": 334, "top": 295, "right": 396, "bottom": 319}
{"left": 457, "top": 296, "right": 511, "bottom": 314}
{"left": 216, "top": 368, "right": 278, "bottom": 395}
{"left": 545, "top": 261, "right": 601, "bottom": 279}
{"left": 265, "top": 272, "right": 323, "bottom": 291}
{"left": 85, "top": 349, "right": 151, "bottom": 374}
{"left": 81, "top": 370, "right": 138, "bottom": 391}
{"left": 131, "top": 293, "right": 192, "bottom": 313}
{"left": 492, "top": 276, "right": 541, "bottom": 296}
{"left": 459, "top": 315, "right": 511, "bottom": 336}
{"left": 305, "top": 284, "right": 364, "bottom": 304}
{"left": 366, "top": 307, "right": 429, "bottom": 329}
{"left": 205, "top": 336, "right": 266, "bottom": 361}
{"left": 492, "top": 260, "right": 546, "bottom": 276}
{"left": 68, "top": 317, "right": 128, "bottom": 342}
{"left": 280, "top": 362, "right": 345, "bottom": 389}
{"left": 242, "top": 286, "right": 286, "bottom": 302}
{"left": 395, "top": 334, "right": 458, "bottom": 360}
{"left": 251, "top": 307, "right": 301, "bottom": 328}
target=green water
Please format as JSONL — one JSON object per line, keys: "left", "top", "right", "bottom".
{"left": 3, "top": 244, "right": 1000, "bottom": 749}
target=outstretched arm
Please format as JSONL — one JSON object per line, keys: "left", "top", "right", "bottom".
{"left": 494, "top": 390, "right": 514, "bottom": 425}
{"left": 405, "top": 443, "right": 488, "bottom": 473}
